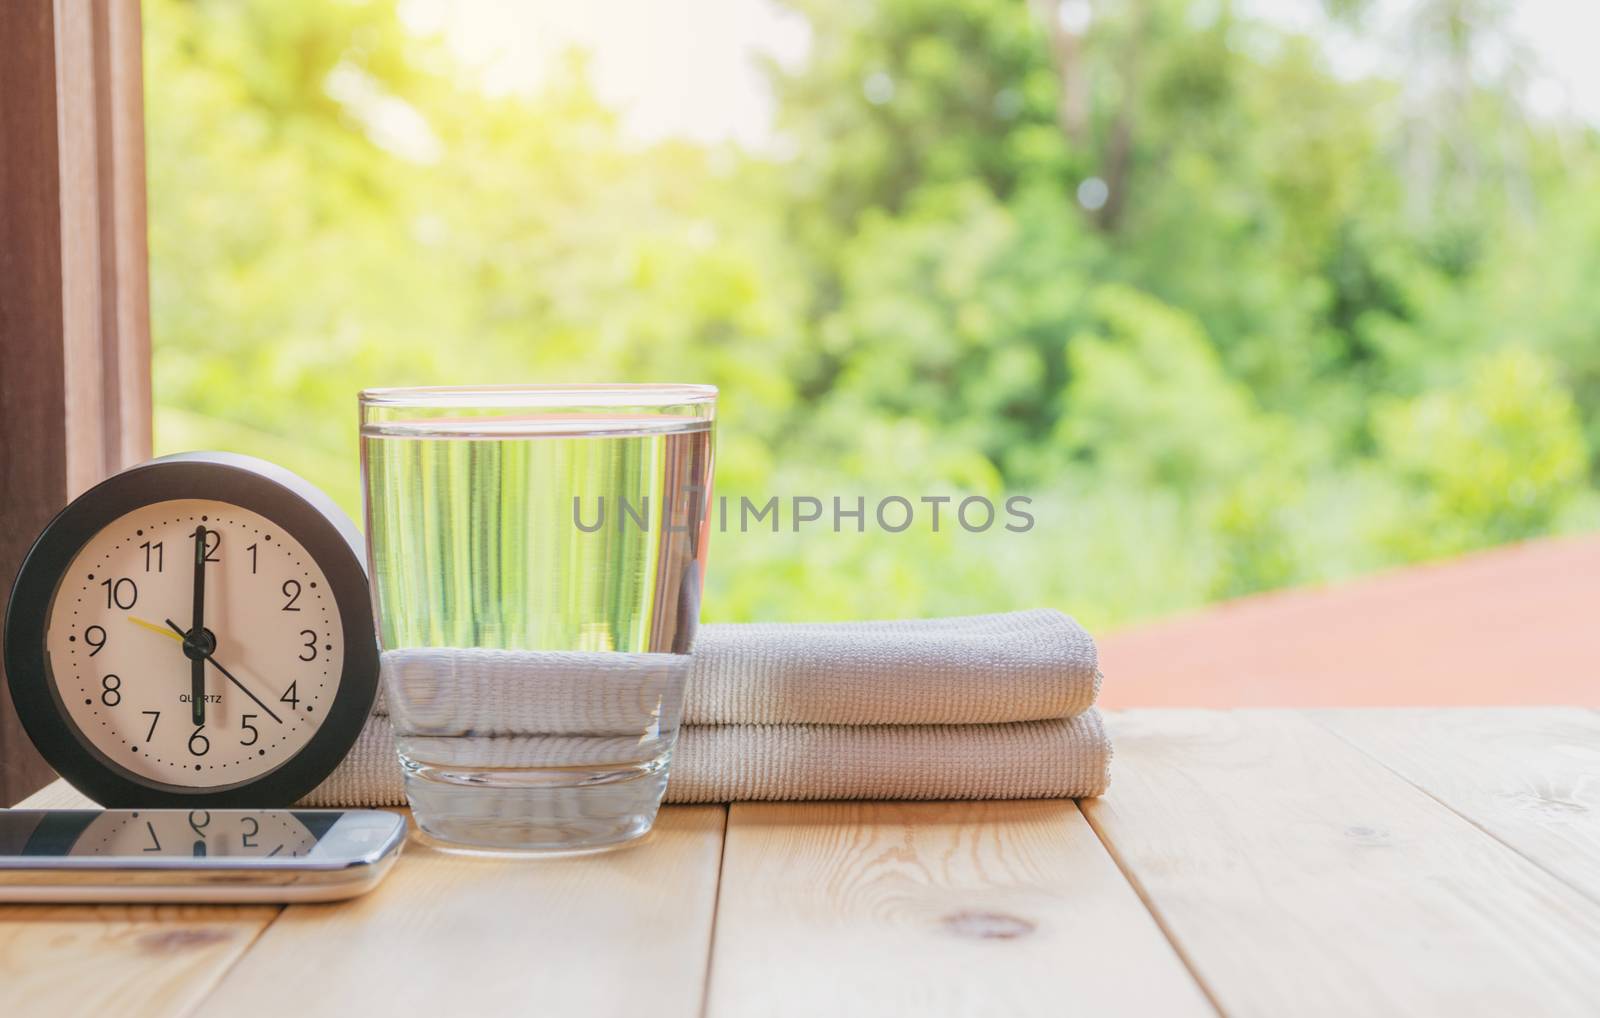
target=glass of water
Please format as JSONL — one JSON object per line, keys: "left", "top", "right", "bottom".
{"left": 359, "top": 385, "right": 715, "bottom": 852}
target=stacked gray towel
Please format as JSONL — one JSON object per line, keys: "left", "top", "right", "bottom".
{"left": 301, "top": 609, "right": 1112, "bottom": 806}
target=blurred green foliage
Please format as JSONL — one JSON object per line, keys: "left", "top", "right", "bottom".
{"left": 145, "top": 0, "right": 1600, "bottom": 630}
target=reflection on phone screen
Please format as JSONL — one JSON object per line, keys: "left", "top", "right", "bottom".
{"left": 0, "top": 811, "right": 339, "bottom": 859}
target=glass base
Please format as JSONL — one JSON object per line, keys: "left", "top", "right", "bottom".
{"left": 400, "top": 756, "right": 671, "bottom": 853}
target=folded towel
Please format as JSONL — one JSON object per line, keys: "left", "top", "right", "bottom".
{"left": 303, "top": 609, "right": 1109, "bottom": 806}
{"left": 375, "top": 608, "right": 1100, "bottom": 728}
{"left": 688, "top": 609, "right": 1099, "bottom": 724}
{"left": 669, "top": 713, "right": 1112, "bottom": 801}
{"left": 300, "top": 710, "right": 1113, "bottom": 806}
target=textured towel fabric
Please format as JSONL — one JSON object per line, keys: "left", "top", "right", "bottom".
{"left": 667, "top": 712, "right": 1112, "bottom": 802}
{"left": 686, "top": 609, "right": 1099, "bottom": 724}
{"left": 374, "top": 608, "right": 1100, "bottom": 728}
{"left": 299, "top": 710, "right": 1112, "bottom": 806}
{"left": 302, "top": 608, "right": 1110, "bottom": 806}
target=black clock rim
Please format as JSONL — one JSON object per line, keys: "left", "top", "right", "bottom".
{"left": 3, "top": 454, "right": 379, "bottom": 808}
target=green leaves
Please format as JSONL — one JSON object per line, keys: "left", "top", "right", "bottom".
{"left": 1058, "top": 285, "right": 1282, "bottom": 489}
{"left": 1372, "top": 348, "right": 1589, "bottom": 558}
{"left": 145, "top": 0, "right": 1600, "bottom": 629}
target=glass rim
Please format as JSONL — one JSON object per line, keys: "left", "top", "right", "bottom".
{"left": 359, "top": 383, "right": 718, "bottom": 409}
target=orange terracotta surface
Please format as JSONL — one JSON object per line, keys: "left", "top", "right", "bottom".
{"left": 1097, "top": 533, "right": 1600, "bottom": 707}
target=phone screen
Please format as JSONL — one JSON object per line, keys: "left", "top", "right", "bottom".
{"left": 0, "top": 810, "right": 351, "bottom": 860}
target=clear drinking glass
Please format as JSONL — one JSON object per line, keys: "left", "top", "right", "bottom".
{"left": 359, "top": 385, "right": 715, "bottom": 852}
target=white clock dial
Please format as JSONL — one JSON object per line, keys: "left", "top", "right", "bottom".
{"left": 44, "top": 498, "right": 344, "bottom": 789}
{"left": 72, "top": 810, "right": 322, "bottom": 858}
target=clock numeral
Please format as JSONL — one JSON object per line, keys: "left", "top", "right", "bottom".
{"left": 280, "top": 682, "right": 300, "bottom": 710}
{"left": 240, "top": 714, "right": 259, "bottom": 746}
{"left": 242, "top": 816, "right": 260, "bottom": 848}
{"left": 101, "top": 577, "right": 137, "bottom": 610}
{"left": 143, "top": 822, "right": 161, "bottom": 852}
{"left": 141, "top": 710, "right": 160, "bottom": 741}
{"left": 187, "top": 726, "right": 210, "bottom": 757}
{"left": 202, "top": 529, "right": 221, "bottom": 563}
{"left": 140, "top": 540, "right": 163, "bottom": 572}
{"left": 281, "top": 579, "right": 302, "bottom": 611}
{"left": 100, "top": 674, "right": 122, "bottom": 707}
{"left": 84, "top": 625, "right": 107, "bottom": 656}
{"left": 188, "top": 811, "right": 210, "bottom": 837}
{"left": 247, "top": 543, "right": 258, "bottom": 574}
{"left": 299, "top": 630, "right": 318, "bottom": 661}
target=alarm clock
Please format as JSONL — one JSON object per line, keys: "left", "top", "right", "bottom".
{"left": 4, "top": 452, "right": 379, "bottom": 807}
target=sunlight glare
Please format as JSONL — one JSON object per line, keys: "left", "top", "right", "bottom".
{"left": 399, "top": 0, "right": 811, "bottom": 149}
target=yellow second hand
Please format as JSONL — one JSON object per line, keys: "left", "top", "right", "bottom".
{"left": 128, "top": 615, "right": 183, "bottom": 643}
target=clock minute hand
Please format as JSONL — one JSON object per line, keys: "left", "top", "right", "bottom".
{"left": 203, "top": 653, "right": 285, "bottom": 725}
{"left": 164, "top": 619, "right": 284, "bottom": 725}
{"left": 190, "top": 525, "right": 207, "bottom": 725}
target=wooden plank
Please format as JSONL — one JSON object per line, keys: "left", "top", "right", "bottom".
{"left": 705, "top": 801, "right": 1215, "bottom": 1018}
{"left": 0, "top": 0, "right": 73, "bottom": 810}
{"left": 92, "top": 0, "right": 155, "bottom": 467}
{"left": 0, "top": 901, "right": 276, "bottom": 1018}
{"left": 55, "top": 0, "right": 112, "bottom": 496}
{"left": 44, "top": 0, "right": 153, "bottom": 493}
{"left": 0, "top": 782, "right": 278, "bottom": 1018}
{"left": 0, "top": 0, "right": 152, "bottom": 807}
{"left": 195, "top": 805, "right": 727, "bottom": 1018}
{"left": 1085, "top": 710, "right": 1600, "bottom": 1017}
{"left": 1314, "top": 707, "right": 1600, "bottom": 905}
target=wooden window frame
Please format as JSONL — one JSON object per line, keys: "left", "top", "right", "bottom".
{"left": 0, "top": 0, "right": 153, "bottom": 805}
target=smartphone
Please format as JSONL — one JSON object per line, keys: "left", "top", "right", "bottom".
{"left": 0, "top": 808, "right": 406, "bottom": 903}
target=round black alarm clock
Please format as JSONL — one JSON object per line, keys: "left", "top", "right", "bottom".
{"left": 4, "top": 452, "right": 378, "bottom": 807}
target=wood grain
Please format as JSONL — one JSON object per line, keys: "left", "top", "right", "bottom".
{"left": 44, "top": 0, "right": 153, "bottom": 495}
{"left": 194, "top": 805, "right": 727, "bottom": 1018}
{"left": 0, "top": 0, "right": 152, "bottom": 807}
{"left": 705, "top": 800, "right": 1215, "bottom": 1018}
{"left": 11, "top": 713, "right": 1600, "bottom": 1017}
{"left": 1, "top": 783, "right": 278, "bottom": 1018}
{"left": 1086, "top": 710, "right": 1600, "bottom": 1017}
{"left": 0, "top": 902, "right": 276, "bottom": 1018}
{"left": 1315, "top": 707, "right": 1600, "bottom": 905}
{"left": 93, "top": 0, "right": 155, "bottom": 468}
{"left": 0, "top": 0, "right": 73, "bottom": 809}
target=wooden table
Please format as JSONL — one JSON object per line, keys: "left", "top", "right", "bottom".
{"left": 3, "top": 709, "right": 1598, "bottom": 1017}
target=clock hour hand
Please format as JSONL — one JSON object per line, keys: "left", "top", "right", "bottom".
{"left": 128, "top": 615, "right": 183, "bottom": 642}
{"left": 164, "top": 619, "right": 284, "bottom": 725}
{"left": 190, "top": 525, "right": 208, "bottom": 725}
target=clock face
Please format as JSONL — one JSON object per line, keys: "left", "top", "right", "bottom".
{"left": 43, "top": 498, "right": 344, "bottom": 790}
